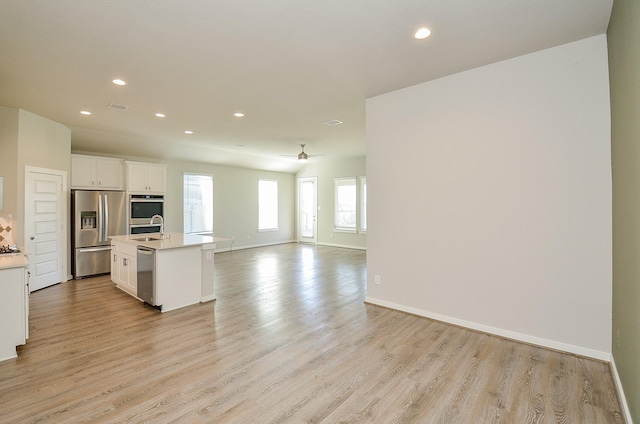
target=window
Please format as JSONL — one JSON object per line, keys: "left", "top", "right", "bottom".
{"left": 360, "top": 177, "right": 367, "bottom": 232}
{"left": 334, "top": 177, "right": 357, "bottom": 231}
{"left": 258, "top": 179, "right": 278, "bottom": 231}
{"left": 183, "top": 174, "right": 213, "bottom": 235}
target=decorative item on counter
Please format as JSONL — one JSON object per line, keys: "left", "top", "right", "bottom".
{"left": 0, "top": 215, "right": 14, "bottom": 245}
{"left": 0, "top": 245, "right": 20, "bottom": 254}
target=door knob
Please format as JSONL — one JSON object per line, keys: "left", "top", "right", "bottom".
{"left": 30, "top": 236, "right": 35, "bottom": 240}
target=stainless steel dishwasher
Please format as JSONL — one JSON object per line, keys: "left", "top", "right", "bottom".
{"left": 137, "top": 246, "right": 157, "bottom": 306}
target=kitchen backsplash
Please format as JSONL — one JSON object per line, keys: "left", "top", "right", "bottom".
{"left": 0, "top": 214, "right": 15, "bottom": 245}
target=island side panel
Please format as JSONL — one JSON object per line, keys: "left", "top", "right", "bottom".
{"left": 156, "top": 246, "right": 202, "bottom": 312}
{"left": 201, "top": 244, "right": 216, "bottom": 302}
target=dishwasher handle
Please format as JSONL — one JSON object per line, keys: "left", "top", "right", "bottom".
{"left": 137, "top": 246, "right": 155, "bottom": 255}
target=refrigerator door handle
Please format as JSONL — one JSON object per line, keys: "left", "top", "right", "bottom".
{"left": 98, "top": 193, "right": 104, "bottom": 243}
{"left": 77, "top": 246, "right": 112, "bottom": 253}
{"left": 103, "top": 194, "right": 109, "bottom": 241}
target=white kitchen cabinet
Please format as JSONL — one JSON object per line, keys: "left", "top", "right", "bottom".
{"left": 119, "top": 252, "right": 137, "bottom": 295}
{"left": 111, "top": 242, "right": 137, "bottom": 296}
{"left": 0, "top": 258, "right": 29, "bottom": 362}
{"left": 110, "top": 250, "right": 118, "bottom": 283}
{"left": 126, "top": 161, "right": 166, "bottom": 194}
{"left": 71, "top": 154, "right": 123, "bottom": 190}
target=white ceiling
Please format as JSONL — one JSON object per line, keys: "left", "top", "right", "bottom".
{"left": 0, "top": 0, "right": 613, "bottom": 173}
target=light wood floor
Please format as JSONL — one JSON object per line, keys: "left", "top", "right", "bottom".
{"left": 0, "top": 243, "right": 624, "bottom": 423}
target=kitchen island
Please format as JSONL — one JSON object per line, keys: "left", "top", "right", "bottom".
{"left": 110, "top": 232, "right": 228, "bottom": 312}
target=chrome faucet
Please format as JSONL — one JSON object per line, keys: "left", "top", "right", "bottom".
{"left": 149, "top": 214, "right": 165, "bottom": 238}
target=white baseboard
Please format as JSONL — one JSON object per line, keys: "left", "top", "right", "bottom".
{"left": 215, "top": 239, "right": 296, "bottom": 253}
{"left": 364, "top": 296, "right": 611, "bottom": 361}
{"left": 200, "top": 295, "right": 216, "bottom": 303}
{"left": 610, "top": 356, "right": 634, "bottom": 424}
{"left": 215, "top": 240, "right": 366, "bottom": 252}
{"left": 317, "top": 241, "right": 366, "bottom": 250}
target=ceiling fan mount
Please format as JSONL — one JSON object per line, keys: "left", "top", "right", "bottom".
{"left": 280, "top": 143, "right": 323, "bottom": 162}
{"left": 297, "top": 144, "right": 308, "bottom": 162}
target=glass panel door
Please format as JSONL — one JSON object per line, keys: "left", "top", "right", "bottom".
{"left": 298, "top": 177, "right": 317, "bottom": 243}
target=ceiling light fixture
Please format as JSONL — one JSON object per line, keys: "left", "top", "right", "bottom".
{"left": 298, "top": 144, "right": 308, "bottom": 163}
{"left": 184, "top": 130, "right": 194, "bottom": 135}
{"left": 323, "top": 119, "right": 343, "bottom": 126}
{"left": 414, "top": 27, "right": 431, "bottom": 39}
{"left": 234, "top": 112, "right": 245, "bottom": 118}
{"left": 80, "top": 110, "right": 92, "bottom": 116}
{"left": 155, "top": 113, "right": 166, "bottom": 118}
{"left": 112, "top": 79, "right": 126, "bottom": 86}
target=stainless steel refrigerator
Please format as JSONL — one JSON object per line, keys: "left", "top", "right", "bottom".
{"left": 72, "top": 190, "right": 127, "bottom": 278}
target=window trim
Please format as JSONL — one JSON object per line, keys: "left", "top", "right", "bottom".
{"left": 359, "top": 176, "right": 367, "bottom": 234}
{"left": 183, "top": 172, "right": 214, "bottom": 236}
{"left": 334, "top": 177, "right": 357, "bottom": 232}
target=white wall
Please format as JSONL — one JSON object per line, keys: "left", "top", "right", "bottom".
{"left": 164, "top": 160, "right": 295, "bottom": 249}
{"left": 366, "top": 35, "right": 612, "bottom": 358}
{"left": 296, "top": 156, "right": 366, "bottom": 249}
{"left": 0, "top": 107, "right": 20, "bottom": 219}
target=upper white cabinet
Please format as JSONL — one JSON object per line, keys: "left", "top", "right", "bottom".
{"left": 71, "top": 154, "right": 124, "bottom": 190}
{"left": 126, "top": 161, "right": 166, "bottom": 194}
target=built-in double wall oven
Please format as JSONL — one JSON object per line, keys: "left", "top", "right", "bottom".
{"left": 129, "top": 194, "right": 164, "bottom": 234}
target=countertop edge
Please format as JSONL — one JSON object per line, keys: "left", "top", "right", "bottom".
{"left": 110, "top": 232, "right": 226, "bottom": 251}
{"left": 0, "top": 254, "right": 29, "bottom": 270}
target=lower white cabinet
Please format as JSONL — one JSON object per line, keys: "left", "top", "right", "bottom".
{"left": 111, "top": 243, "right": 137, "bottom": 296}
{"left": 0, "top": 262, "right": 28, "bottom": 361}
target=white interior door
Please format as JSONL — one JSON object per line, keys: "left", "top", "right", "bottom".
{"left": 25, "top": 167, "right": 66, "bottom": 292}
{"left": 298, "top": 177, "right": 317, "bottom": 244}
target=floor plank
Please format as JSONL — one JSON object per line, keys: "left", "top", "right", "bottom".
{"left": 0, "top": 243, "right": 625, "bottom": 423}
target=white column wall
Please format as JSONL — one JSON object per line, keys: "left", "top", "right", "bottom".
{"left": 366, "top": 35, "right": 612, "bottom": 358}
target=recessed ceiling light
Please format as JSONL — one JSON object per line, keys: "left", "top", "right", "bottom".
{"left": 80, "top": 110, "right": 92, "bottom": 116}
{"left": 184, "top": 130, "right": 194, "bottom": 135}
{"left": 112, "top": 79, "right": 126, "bottom": 86}
{"left": 414, "top": 27, "right": 431, "bottom": 39}
{"left": 234, "top": 112, "right": 245, "bottom": 117}
{"left": 155, "top": 113, "right": 166, "bottom": 118}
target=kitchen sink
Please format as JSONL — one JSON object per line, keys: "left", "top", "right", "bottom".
{"left": 132, "top": 237, "right": 161, "bottom": 242}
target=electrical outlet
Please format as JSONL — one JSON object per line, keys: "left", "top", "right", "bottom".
{"left": 375, "top": 275, "right": 381, "bottom": 285}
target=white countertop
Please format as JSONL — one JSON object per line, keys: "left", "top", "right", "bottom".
{"left": 109, "top": 232, "right": 230, "bottom": 250}
{"left": 0, "top": 254, "right": 29, "bottom": 270}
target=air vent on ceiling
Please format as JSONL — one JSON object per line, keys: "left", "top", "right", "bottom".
{"left": 323, "top": 119, "right": 343, "bottom": 126}
{"left": 106, "top": 102, "right": 129, "bottom": 111}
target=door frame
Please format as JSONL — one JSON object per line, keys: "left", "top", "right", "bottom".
{"left": 297, "top": 176, "right": 318, "bottom": 244}
{"left": 24, "top": 166, "right": 68, "bottom": 285}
